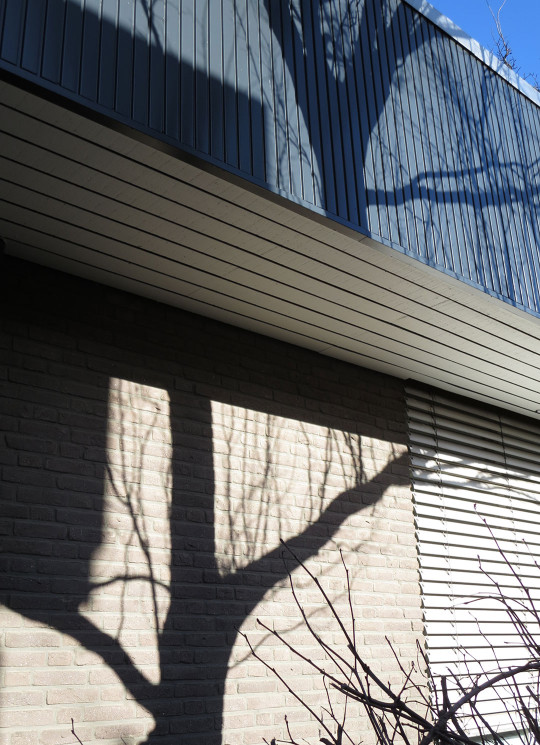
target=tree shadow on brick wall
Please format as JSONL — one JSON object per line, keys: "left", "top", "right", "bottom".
{"left": 0, "top": 257, "right": 409, "bottom": 744}
{"left": 100, "top": 380, "right": 409, "bottom": 744}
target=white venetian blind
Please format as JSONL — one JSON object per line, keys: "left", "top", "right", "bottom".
{"left": 407, "top": 384, "right": 540, "bottom": 735}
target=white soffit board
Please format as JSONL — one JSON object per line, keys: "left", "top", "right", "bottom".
{"left": 2, "top": 79, "right": 540, "bottom": 419}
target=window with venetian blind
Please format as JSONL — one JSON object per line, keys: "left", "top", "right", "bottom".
{"left": 407, "top": 383, "right": 540, "bottom": 738}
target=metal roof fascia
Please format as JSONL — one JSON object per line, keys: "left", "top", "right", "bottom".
{"left": 404, "top": 0, "right": 540, "bottom": 108}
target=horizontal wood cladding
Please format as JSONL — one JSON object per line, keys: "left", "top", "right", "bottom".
{"left": 4, "top": 78, "right": 540, "bottom": 420}
{"left": 0, "top": 0, "right": 539, "bottom": 313}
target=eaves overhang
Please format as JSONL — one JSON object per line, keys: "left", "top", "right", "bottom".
{"left": 2, "top": 77, "right": 540, "bottom": 419}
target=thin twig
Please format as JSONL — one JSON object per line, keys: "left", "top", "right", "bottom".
{"left": 71, "top": 719, "right": 84, "bottom": 745}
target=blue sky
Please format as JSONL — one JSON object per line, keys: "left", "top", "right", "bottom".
{"left": 430, "top": 0, "right": 540, "bottom": 83}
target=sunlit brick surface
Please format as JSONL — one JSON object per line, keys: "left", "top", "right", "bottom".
{"left": 0, "top": 256, "right": 421, "bottom": 745}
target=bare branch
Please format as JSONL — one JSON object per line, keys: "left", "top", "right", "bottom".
{"left": 244, "top": 521, "right": 540, "bottom": 745}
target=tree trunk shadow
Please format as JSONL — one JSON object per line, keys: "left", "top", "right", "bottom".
{"left": 1, "top": 257, "right": 409, "bottom": 745}
{"left": 141, "top": 392, "right": 409, "bottom": 743}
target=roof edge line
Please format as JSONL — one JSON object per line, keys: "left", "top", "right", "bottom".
{"left": 404, "top": 0, "right": 540, "bottom": 108}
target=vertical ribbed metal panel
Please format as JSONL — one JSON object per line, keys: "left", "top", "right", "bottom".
{"left": 41, "top": 0, "right": 66, "bottom": 84}
{"left": 194, "top": 0, "right": 209, "bottom": 154}
{"left": 21, "top": 0, "right": 46, "bottom": 74}
{"left": 246, "top": 2, "right": 264, "bottom": 182}
{"left": 1, "top": 0, "right": 25, "bottom": 66}
{"left": 1, "top": 0, "right": 539, "bottom": 316}
{"left": 164, "top": 0, "right": 180, "bottom": 141}
{"left": 179, "top": 0, "right": 194, "bottom": 149}
{"left": 61, "top": 0, "right": 83, "bottom": 93}
{"left": 97, "top": 0, "right": 116, "bottom": 109}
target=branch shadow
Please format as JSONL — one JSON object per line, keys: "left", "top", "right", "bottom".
{"left": 9, "top": 0, "right": 540, "bottom": 740}
{"left": 0, "top": 255, "right": 410, "bottom": 744}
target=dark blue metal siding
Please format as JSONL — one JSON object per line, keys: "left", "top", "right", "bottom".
{"left": 1, "top": 0, "right": 539, "bottom": 314}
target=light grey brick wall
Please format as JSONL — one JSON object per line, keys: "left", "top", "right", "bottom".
{"left": 0, "top": 255, "right": 422, "bottom": 745}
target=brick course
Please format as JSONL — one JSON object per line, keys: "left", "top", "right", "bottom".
{"left": 0, "top": 256, "right": 421, "bottom": 745}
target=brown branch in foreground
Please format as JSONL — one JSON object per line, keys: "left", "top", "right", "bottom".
{"left": 488, "top": 1, "right": 540, "bottom": 90}
{"left": 244, "top": 532, "right": 540, "bottom": 745}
